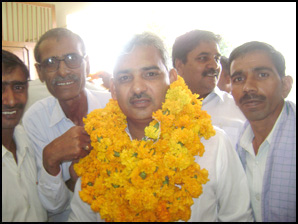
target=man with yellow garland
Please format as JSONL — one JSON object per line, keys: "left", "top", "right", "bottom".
{"left": 68, "top": 32, "right": 253, "bottom": 222}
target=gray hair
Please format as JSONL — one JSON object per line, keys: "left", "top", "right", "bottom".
{"left": 117, "top": 32, "right": 169, "bottom": 71}
{"left": 34, "top": 27, "right": 86, "bottom": 63}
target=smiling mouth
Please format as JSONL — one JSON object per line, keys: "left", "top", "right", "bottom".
{"left": 2, "top": 110, "right": 17, "bottom": 115}
{"left": 207, "top": 73, "right": 218, "bottom": 77}
{"left": 56, "top": 81, "right": 75, "bottom": 86}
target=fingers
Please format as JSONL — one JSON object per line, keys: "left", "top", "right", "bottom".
{"left": 52, "top": 126, "right": 92, "bottom": 161}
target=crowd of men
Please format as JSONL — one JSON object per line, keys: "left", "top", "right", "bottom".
{"left": 2, "top": 27, "right": 295, "bottom": 222}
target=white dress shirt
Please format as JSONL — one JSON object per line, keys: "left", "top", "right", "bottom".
{"left": 239, "top": 106, "right": 284, "bottom": 221}
{"left": 22, "top": 88, "right": 111, "bottom": 222}
{"left": 202, "top": 87, "right": 246, "bottom": 148}
{"left": 68, "top": 126, "right": 253, "bottom": 222}
{"left": 2, "top": 125, "right": 48, "bottom": 222}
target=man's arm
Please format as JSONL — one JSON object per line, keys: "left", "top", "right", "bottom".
{"left": 23, "top": 108, "right": 90, "bottom": 213}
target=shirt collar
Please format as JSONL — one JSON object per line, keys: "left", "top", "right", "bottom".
{"left": 240, "top": 102, "right": 286, "bottom": 150}
{"left": 49, "top": 89, "right": 92, "bottom": 127}
{"left": 125, "top": 127, "right": 133, "bottom": 141}
{"left": 203, "top": 86, "right": 225, "bottom": 104}
{"left": 2, "top": 125, "right": 30, "bottom": 161}
{"left": 49, "top": 98, "right": 66, "bottom": 127}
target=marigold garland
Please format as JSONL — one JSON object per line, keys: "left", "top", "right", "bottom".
{"left": 74, "top": 75, "right": 216, "bottom": 222}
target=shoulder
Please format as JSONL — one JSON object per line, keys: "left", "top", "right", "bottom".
{"left": 86, "top": 89, "right": 111, "bottom": 110}
{"left": 88, "top": 89, "right": 111, "bottom": 98}
{"left": 22, "top": 96, "right": 56, "bottom": 124}
{"left": 201, "top": 126, "right": 233, "bottom": 152}
{"left": 14, "top": 125, "right": 35, "bottom": 155}
{"left": 285, "top": 100, "right": 296, "bottom": 113}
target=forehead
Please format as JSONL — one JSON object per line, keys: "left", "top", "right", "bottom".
{"left": 189, "top": 40, "right": 220, "bottom": 56}
{"left": 38, "top": 36, "right": 83, "bottom": 61}
{"left": 230, "top": 50, "right": 277, "bottom": 73}
{"left": 114, "top": 45, "right": 166, "bottom": 74}
{"left": 2, "top": 66, "right": 27, "bottom": 82}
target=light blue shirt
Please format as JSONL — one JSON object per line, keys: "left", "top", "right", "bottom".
{"left": 22, "top": 88, "right": 111, "bottom": 222}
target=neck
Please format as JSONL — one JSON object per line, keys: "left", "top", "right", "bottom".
{"left": 59, "top": 89, "right": 88, "bottom": 126}
{"left": 2, "top": 128, "right": 17, "bottom": 162}
{"left": 127, "top": 119, "right": 152, "bottom": 140}
{"left": 250, "top": 102, "right": 284, "bottom": 154}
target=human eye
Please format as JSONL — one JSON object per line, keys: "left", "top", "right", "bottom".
{"left": 67, "top": 54, "right": 80, "bottom": 62}
{"left": 232, "top": 75, "right": 245, "bottom": 84}
{"left": 44, "top": 57, "right": 56, "bottom": 65}
{"left": 258, "top": 72, "right": 269, "bottom": 78}
{"left": 117, "top": 74, "right": 132, "bottom": 83}
{"left": 196, "top": 56, "right": 208, "bottom": 62}
{"left": 145, "top": 71, "right": 159, "bottom": 78}
{"left": 13, "top": 84, "right": 26, "bottom": 92}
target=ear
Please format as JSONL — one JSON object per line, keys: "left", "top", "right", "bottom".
{"left": 281, "top": 75, "right": 293, "bottom": 98}
{"left": 169, "top": 68, "right": 178, "bottom": 84}
{"left": 110, "top": 78, "right": 117, "bottom": 100}
{"left": 35, "top": 63, "right": 45, "bottom": 83}
{"left": 174, "top": 59, "right": 184, "bottom": 76}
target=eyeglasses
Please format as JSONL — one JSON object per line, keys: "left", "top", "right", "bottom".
{"left": 38, "top": 53, "right": 86, "bottom": 72}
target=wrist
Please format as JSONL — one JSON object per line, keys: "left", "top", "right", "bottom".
{"left": 43, "top": 145, "right": 62, "bottom": 176}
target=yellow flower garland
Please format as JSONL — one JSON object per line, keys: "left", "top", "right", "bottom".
{"left": 74, "top": 76, "right": 215, "bottom": 222}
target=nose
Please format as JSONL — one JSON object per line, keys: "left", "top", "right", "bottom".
{"left": 57, "top": 60, "right": 71, "bottom": 77}
{"left": 131, "top": 76, "right": 147, "bottom": 95}
{"left": 243, "top": 75, "right": 257, "bottom": 93}
{"left": 2, "top": 87, "right": 16, "bottom": 107}
{"left": 207, "top": 58, "right": 221, "bottom": 71}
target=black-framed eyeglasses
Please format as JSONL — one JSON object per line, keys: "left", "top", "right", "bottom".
{"left": 37, "top": 53, "right": 86, "bottom": 72}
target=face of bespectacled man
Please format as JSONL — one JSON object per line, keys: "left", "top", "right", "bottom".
{"left": 230, "top": 50, "right": 292, "bottom": 122}
{"left": 2, "top": 66, "right": 28, "bottom": 130}
{"left": 175, "top": 41, "right": 222, "bottom": 99}
{"left": 36, "top": 36, "right": 89, "bottom": 102}
{"left": 111, "top": 45, "right": 177, "bottom": 125}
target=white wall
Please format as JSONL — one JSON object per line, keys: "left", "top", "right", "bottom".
{"left": 46, "top": 2, "right": 296, "bottom": 103}
{"left": 47, "top": 2, "right": 93, "bottom": 28}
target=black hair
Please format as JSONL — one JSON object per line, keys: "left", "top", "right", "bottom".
{"left": 172, "top": 29, "right": 221, "bottom": 68}
{"left": 2, "top": 49, "right": 30, "bottom": 79}
{"left": 229, "top": 41, "right": 286, "bottom": 77}
{"left": 220, "top": 56, "right": 229, "bottom": 74}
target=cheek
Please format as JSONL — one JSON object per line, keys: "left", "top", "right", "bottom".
{"left": 231, "top": 87, "right": 242, "bottom": 102}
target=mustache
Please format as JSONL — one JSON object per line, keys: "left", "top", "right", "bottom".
{"left": 51, "top": 74, "right": 79, "bottom": 85}
{"left": 2, "top": 103, "right": 25, "bottom": 111}
{"left": 239, "top": 93, "right": 266, "bottom": 104}
{"left": 202, "top": 68, "right": 219, "bottom": 77}
{"left": 129, "top": 93, "right": 152, "bottom": 102}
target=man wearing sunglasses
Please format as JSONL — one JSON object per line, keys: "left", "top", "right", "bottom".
{"left": 22, "top": 28, "right": 111, "bottom": 222}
